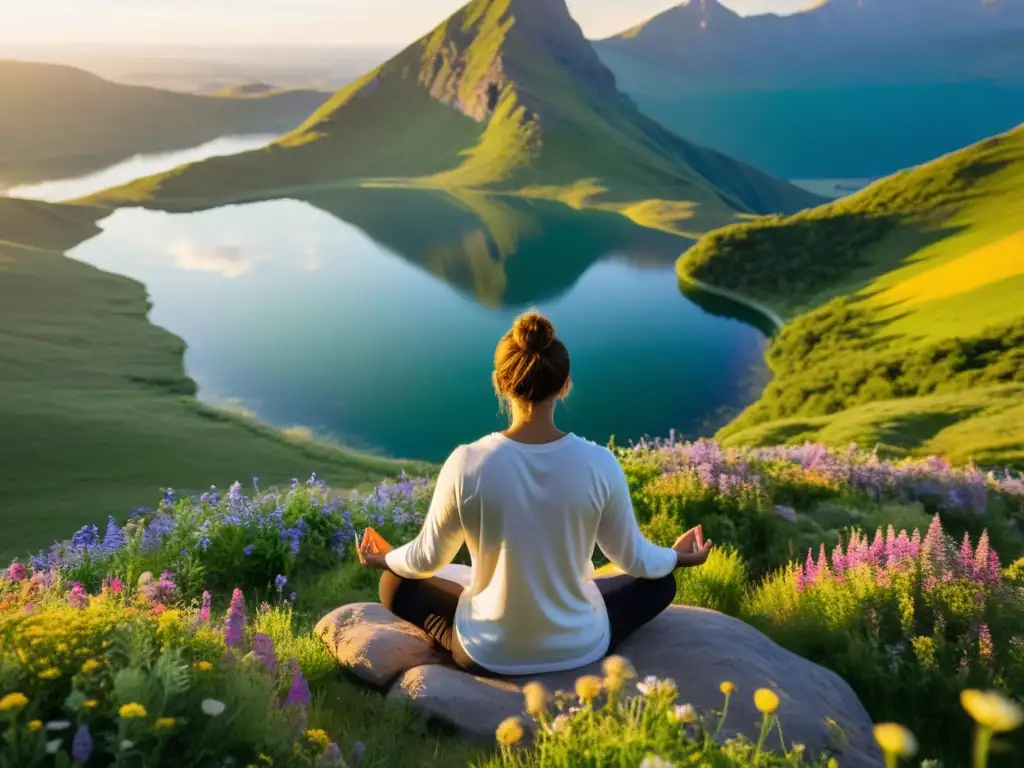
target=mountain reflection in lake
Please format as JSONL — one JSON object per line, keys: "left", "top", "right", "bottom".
{"left": 68, "top": 188, "right": 772, "bottom": 461}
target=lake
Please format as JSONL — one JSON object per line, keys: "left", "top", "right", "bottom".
{"left": 6, "top": 135, "right": 277, "bottom": 202}
{"left": 65, "top": 186, "right": 773, "bottom": 462}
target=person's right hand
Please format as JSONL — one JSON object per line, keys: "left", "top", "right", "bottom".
{"left": 672, "top": 525, "right": 713, "bottom": 568}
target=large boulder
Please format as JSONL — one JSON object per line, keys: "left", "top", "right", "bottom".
{"left": 319, "top": 603, "right": 882, "bottom": 767}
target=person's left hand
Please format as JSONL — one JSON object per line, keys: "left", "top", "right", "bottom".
{"left": 357, "top": 536, "right": 389, "bottom": 570}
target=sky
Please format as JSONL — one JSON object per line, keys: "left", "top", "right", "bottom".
{"left": 0, "top": 0, "right": 815, "bottom": 46}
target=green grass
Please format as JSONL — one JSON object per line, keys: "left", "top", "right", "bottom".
{"left": 0, "top": 59, "right": 328, "bottom": 189}
{"left": 0, "top": 198, "right": 426, "bottom": 560}
{"left": 677, "top": 124, "right": 1024, "bottom": 465}
{"left": 79, "top": 0, "right": 821, "bottom": 231}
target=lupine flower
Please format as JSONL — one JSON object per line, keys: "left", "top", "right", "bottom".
{"left": 284, "top": 659, "right": 311, "bottom": 708}
{"left": 72, "top": 724, "right": 93, "bottom": 761}
{"left": 252, "top": 633, "right": 277, "bottom": 674}
{"left": 224, "top": 588, "right": 245, "bottom": 647}
{"left": 68, "top": 582, "right": 89, "bottom": 610}
{"left": 199, "top": 590, "right": 212, "bottom": 622}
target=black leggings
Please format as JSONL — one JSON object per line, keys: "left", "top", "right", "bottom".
{"left": 378, "top": 569, "right": 677, "bottom": 676}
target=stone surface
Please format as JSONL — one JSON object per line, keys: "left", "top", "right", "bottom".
{"left": 387, "top": 606, "right": 883, "bottom": 767}
{"left": 314, "top": 602, "right": 445, "bottom": 688}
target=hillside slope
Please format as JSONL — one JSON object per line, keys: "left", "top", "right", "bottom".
{"left": 0, "top": 60, "right": 330, "bottom": 188}
{"left": 594, "top": 1, "right": 1024, "bottom": 179}
{"left": 84, "top": 0, "right": 820, "bottom": 233}
{"left": 0, "top": 197, "right": 419, "bottom": 559}
{"left": 677, "top": 124, "right": 1024, "bottom": 466}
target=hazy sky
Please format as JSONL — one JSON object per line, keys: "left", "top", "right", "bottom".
{"left": 0, "top": 1, "right": 815, "bottom": 46}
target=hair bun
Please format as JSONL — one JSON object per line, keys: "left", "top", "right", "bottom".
{"left": 512, "top": 311, "right": 556, "bottom": 353}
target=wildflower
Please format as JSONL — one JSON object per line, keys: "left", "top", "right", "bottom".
{"left": 108, "top": 577, "right": 124, "bottom": 594}
{"left": 243, "top": 544, "right": 255, "bottom": 557}
{"left": 351, "top": 741, "right": 365, "bottom": 763}
{"left": 138, "top": 572, "right": 153, "bottom": 586}
{"left": 39, "top": 667, "right": 61, "bottom": 680}
{"left": 81, "top": 659, "right": 100, "bottom": 674}
{"left": 637, "top": 675, "right": 677, "bottom": 697}
{"left": 873, "top": 723, "right": 918, "bottom": 758}
{"left": 72, "top": 724, "right": 93, "bottom": 761}
{"left": 45, "top": 720, "right": 71, "bottom": 731}
{"left": 83, "top": 700, "right": 98, "bottom": 709}
{"left": 754, "top": 688, "right": 780, "bottom": 714}
{"left": 284, "top": 660, "right": 311, "bottom": 708}
{"left": 324, "top": 743, "right": 343, "bottom": 763}
{"left": 193, "top": 660, "right": 214, "bottom": 671}
{"left": 306, "top": 729, "right": 330, "bottom": 750}
{"left": 720, "top": 681, "right": 736, "bottom": 695}
{"left": 119, "top": 703, "right": 148, "bottom": 719}
{"left": 0, "top": 692, "right": 28, "bottom": 713}
{"left": 575, "top": 675, "right": 603, "bottom": 703}
{"left": 495, "top": 715, "right": 524, "bottom": 746}
{"left": 199, "top": 590, "right": 212, "bottom": 622}
{"left": 68, "top": 582, "right": 89, "bottom": 610}
{"left": 252, "top": 633, "right": 277, "bottom": 674}
{"left": 639, "top": 755, "right": 675, "bottom": 768}
{"left": 155, "top": 717, "right": 177, "bottom": 731}
{"left": 201, "top": 699, "right": 227, "bottom": 717}
{"left": 5, "top": 562, "right": 26, "bottom": 582}
{"left": 547, "top": 714, "right": 571, "bottom": 734}
{"left": 960, "top": 689, "right": 1024, "bottom": 733}
{"left": 29, "top": 720, "right": 42, "bottom": 731}
{"left": 46, "top": 738, "right": 63, "bottom": 755}
{"left": 601, "top": 655, "right": 636, "bottom": 682}
{"left": 275, "top": 574, "right": 288, "bottom": 591}
{"left": 120, "top": 740, "right": 134, "bottom": 751}
{"left": 827, "top": 759, "right": 839, "bottom": 768}
{"left": 669, "top": 703, "right": 697, "bottom": 723}
{"left": 522, "top": 681, "right": 550, "bottom": 717}
{"left": 224, "top": 588, "right": 246, "bottom": 647}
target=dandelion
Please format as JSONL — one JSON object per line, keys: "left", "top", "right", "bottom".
{"left": 201, "top": 699, "right": 227, "bottom": 717}
{"left": 522, "top": 681, "right": 550, "bottom": 717}
{"left": 119, "top": 703, "right": 148, "bottom": 719}
{"left": 669, "top": 703, "right": 697, "bottom": 723}
{"left": 29, "top": 720, "right": 42, "bottom": 731}
{"left": 719, "top": 681, "right": 736, "bottom": 695}
{"left": 827, "top": 759, "right": 839, "bottom": 768}
{"left": 495, "top": 715, "right": 524, "bottom": 746}
{"left": 961, "top": 689, "right": 1024, "bottom": 733}
{"left": 72, "top": 724, "right": 93, "bottom": 761}
{"left": 574, "top": 675, "right": 603, "bottom": 704}
{"left": 873, "top": 723, "right": 918, "bottom": 766}
{"left": 754, "top": 688, "right": 780, "bottom": 714}
{"left": 601, "top": 655, "right": 636, "bottom": 682}
{"left": 155, "top": 717, "right": 177, "bottom": 731}
{"left": 0, "top": 692, "right": 28, "bottom": 713}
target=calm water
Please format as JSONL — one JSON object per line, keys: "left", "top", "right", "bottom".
{"left": 7, "top": 135, "right": 277, "bottom": 201}
{"left": 67, "top": 187, "right": 772, "bottom": 461}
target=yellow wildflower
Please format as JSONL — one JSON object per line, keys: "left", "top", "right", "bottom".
{"left": 38, "top": 668, "right": 61, "bottom": 680}
{"left": 83, "top": 700, "right": 99, "bottom": 710}
{"left": 601, "top": 655, "right": 636, "bottom": 682}
{"left": 495, "top": 716, "right": 525, "bottom": 746}
{"left": 827, "top": 759, "right": 839, "bottom": 768}
{"left": 81, "top": 659, "right": 100, "bottom": 674}
{"left": 155, "top": 717, "right": 177, "bottom": 731}
{"left": 0, "top": 692, "right": 29, "bottom": 713}
{"left": 119, "top": 703, "right": 148, "bottom": 719}
{"left": 193, "top": 661, "right": 213, "bottom": 672}
{"left": 720, "top": 681, "right": 736, "bottom": 695}
{"left": 574, "top": 675, "right": 603, "bottom": 704}
{"left": 29, "top": 720, "right": 43, "bottom": 731}
{"left": 960, "top": 689, "right": 1024, "bottom": 733}
{"left": 873, "top": 723, "right": 918, "bottom": 758}
{"left": 258, "top": 754, "right": 274, "bottom": 766}
{"left": 522, "top": 682, "right": 550, "bottom": 717}
{"left": 754, "top": 688, "right": 780, "bottom": 715}
{"left": 306, "top": 729, "right": 330, "bottom": 750}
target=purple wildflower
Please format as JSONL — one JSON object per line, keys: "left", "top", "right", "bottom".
{"left": 224, "top": 588, "right": 246, "bottom": 648}
{"left": 284, "top": 659, "right": 311, "bottom": 708}
{"left": 5, "top": 562, "right": 26, "bottom": 582}
{"left": 803, "top": 549, "right": 818, "bottom": 585}
{"left": 324, "top": 743, "right": 342, "bottom": 762}
{"left": 274, "top": 574, "right": 288, "bottom": 592}
{"left": 72, "top": 724, "right": 92, "bottom": 761}
{"left": 252, "top": 633, "right": 277, "bottom": 674}
{"left": 243, "top": 544, "right": 255, "bottom": 557}
{"left": 351, "top": 741, "right": 365, "bottom": 764}
{"left": 68, "top": 582, "right": 89, "bottom": 610}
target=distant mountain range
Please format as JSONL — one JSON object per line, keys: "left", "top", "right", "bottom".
{"left": 0, "top": 60, "right": 330, "bottom": 190}
{"left": 594, "top": 0, "right": 1024, "bottom": 179}
{"left": 86, "top": 0, "right": 821, "bottom": 233}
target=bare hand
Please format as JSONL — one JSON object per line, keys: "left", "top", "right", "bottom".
{"left": 672, "top": 525, "right": 713, "bottom": 568}
{"left": 357, "top": 532, "right": 389, "bottom": 570}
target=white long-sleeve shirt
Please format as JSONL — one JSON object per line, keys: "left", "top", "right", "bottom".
{"left": 384, "top": 432, "right": 678, "bottom": 675}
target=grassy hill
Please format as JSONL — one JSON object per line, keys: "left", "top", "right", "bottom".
{"left": 677, "top": 124, "right": 1024, "bottom": 465}
{"left": 0, "top": 197, "right": 423, "bottom": 560}
{"left": 82, "top": 0, "right": 820, "bottom": 235}
{"left": 0, "top": 60, "right": 330, "bottom": 189}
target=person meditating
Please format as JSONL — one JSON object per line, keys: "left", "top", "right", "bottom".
{"left": 356, "top": 310, "right": 713, "bottom": 676}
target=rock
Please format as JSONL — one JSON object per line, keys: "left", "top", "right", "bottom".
{"left": 314, "top": 602, "right": 445, "bottom": 688}
{"left": 388, "top": 606, "right": 882, "bottom": 767}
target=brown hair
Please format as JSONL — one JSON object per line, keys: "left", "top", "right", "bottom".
{"left": 493, "top": 310, "right": 571, "bottom": 407}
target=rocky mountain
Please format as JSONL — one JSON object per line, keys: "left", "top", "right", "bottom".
{"left": 88, "top": 0, "right": 821, "bottom": 230}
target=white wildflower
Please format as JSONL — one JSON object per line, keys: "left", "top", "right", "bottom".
{"left": 201, "top": 698, "right": 227, "bottom": 717}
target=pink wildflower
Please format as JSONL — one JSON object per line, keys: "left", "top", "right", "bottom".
{"left": 68, "top": 582, "right": 89, "bottom": 610}
{"left": 869, "top": 529, "right": 885, "bottom": 565}
{"left": 978, "top": 624, "right": 993, "bottom": 659}
{"left": 956, "top": 532, "right": 974, "bottom": 577}
{"left": 921, "top": 515, "right": 947, "bottom": 574}
{"left": 5, "top": 562, "right": 26, "bottom": 582}
{"left": 199, "top": 590, "right": 212, "bottom": 622}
